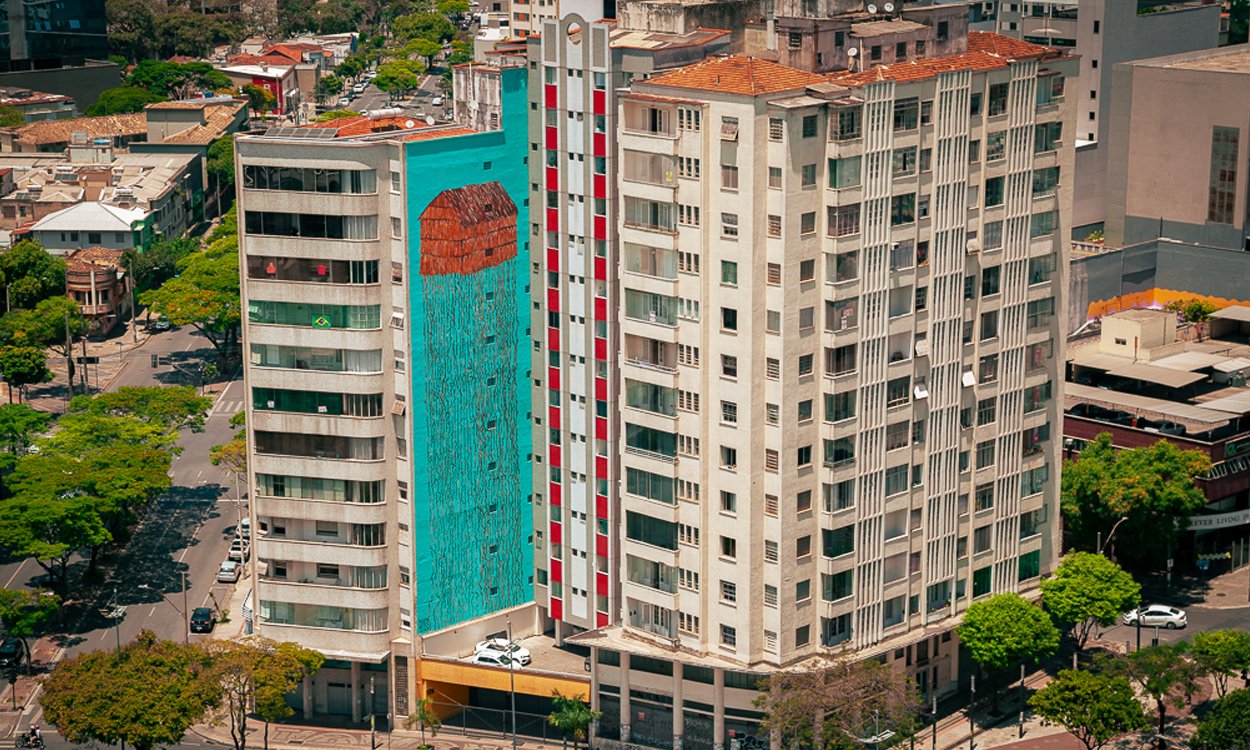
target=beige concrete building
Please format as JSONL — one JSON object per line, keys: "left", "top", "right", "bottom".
{"left": 583, "top": 32, "right": 1075, "bottom": 747}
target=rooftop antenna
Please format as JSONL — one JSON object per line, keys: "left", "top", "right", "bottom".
{"left": 847, "top": 45, "right": 859, "bottom": 72}
{"left": 883, "top": 2, "right": 895, "bottom": 12}
{"left": 866, "top": 3, "right": 879, "bottom": 14}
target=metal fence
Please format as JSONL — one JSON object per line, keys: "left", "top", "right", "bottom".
{"left": 430, "top": 701, "right": 569, "bottom": 744}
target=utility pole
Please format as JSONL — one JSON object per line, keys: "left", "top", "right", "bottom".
{"left": 1018, "top": 663, "right": 1025, "bottom": 738}
{"left": 64, "top": 309, "right": 73, "bottom": 403}
{"left": 968, "top": 674, "right": 975, "bottom": 750}
{"left": 182, "top": 571, "right": 189, "bottom": 644}
{"left": 931, "top": 692, "right": 937, "bottom": 750}
{"left": 508, "top": 619, "right": 517, "bottom": 750}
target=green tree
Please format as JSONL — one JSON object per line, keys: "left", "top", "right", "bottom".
{"left": 0, "top": 238, "right": 68, "bottom": 311}
{"left": 393, "top": 11, "right": 455, "bottom": 43}
{"left": 315, "top": 109, "right": 360, "bottom": 122}
{"left": 1232, "top": 0, "right": 1249, "bottom": 45}
{"left": 69, "top": 385, "right": 212, "bottom": 432}
{"left": 0, "top": 493, "right": 111, "bottom": 596}
{"left": 126, "top": 60, "right": 233, "bottom": 100}
{"left": 104, "top": 0, "right": 163, "bottom": 61}
{"left": 0, "top": 296, "right": 88, "bottom": 395}
{"left": 547, "top": 691, "right": 601, "bottom": 750}
{"left": 85, "top": 86, "right": 167, "bottom": 116}
{"left": 140, "top": 210, "right": 240, "bottom": 369}
{"left": 1041, "top": 552, "right": 1141, "bottom": 652}
{"left": 1028, "top": 669, "right": 1147, "bottom": 750}
{"left": 206, "top": 637, "right": 325, "bottom": 750}
{"left": 1191, "top": 688, "right": 1250, "bottom": 749}
{"left": 406, "top": 696, "right": 442, "bottom": 749}
{"left": 0, "top": 403, "right": 50, "bottom": 467}
{"left": 400, "top": 38, "right": 442, "bottom": 68}
{"left": 1061, "top": 433, "right": 1211, "bottom": 569}
{"left": 207, "top": 134, "right": 236, "bottom": 193}
{"left": 152, "top": 9, "right": 243, "bottom": 59}
{"left": 0, "top": 588, "right": 60, "bottom": 673}
{"left": 1165, "top": 297, "right": 1219, "bottom": 324}
{"left": 1190, "top": 629, "right": 1250, "bottom": 698}
{"left": 42, "top": 631, "right": 219, "bottom": 750}
{"left": 315, "top": 73, "right": 344, "bottom": 103}
{"left": 0, "top": 105, "right": 24, "bottom": 128}
{"left": 956, "top": 593, "right": 1060, "bottom": 709}
{"left": 437, "top": 0, "right": 470, "bottom": 15}
{"left": 0, "top": 346, "right": 50, "bottom": 403}
{"left": 1100, "top": 642, "right": 1202, "bottom": 736}
{"left": 123, "top": 237, "right": 197, "bottom": 296}
{"left": 758, "top": 656, "right": 920, "bottom": 750}
{"left": 446, "top": 40, "right": 473, "bottom": 66}
{"left": 241, "top": 84, "right": 277, "bottom": 114}
{"left": 374, "top": 60, "right": 423, "bottom": 100}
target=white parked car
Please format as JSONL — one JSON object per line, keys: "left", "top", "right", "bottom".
{"left": 228, "top": 538, "right": 250, "bottom": 562}
{"left": 431, "top": 96, "right": 444, "bottom": 106}
{"left": 336, "top": 97, "right": 351, "bottom": 108}
{"left": 238, "top": 517, "right": 251, "bottom": 540}
{"left": 1122, "top": 604, "right": 1187, "bottom": 629}
{"left": 469, "top": 649, "right": 524, "bottom": 668}
{"left": 475, "top": 638, "right": 531, "bottom": 665}
{"left": 353, "top": 83, "right": 366, "bottom": 94}
{"left": 216, "top": 560, "right": 241, "bottom": 583}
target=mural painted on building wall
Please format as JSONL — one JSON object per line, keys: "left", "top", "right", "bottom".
{"left": 416, "top": 181, "right": 524, "bottom": 632}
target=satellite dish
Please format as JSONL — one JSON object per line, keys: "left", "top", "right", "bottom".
{"left": 883, "top": 2, "right": 895, "bottom": 11}
{"left": 404, "top": 119, "right": 416, "bottom": 128}
{"left": 847, "top": 46, "right": 859, "bottom": 56}
{"left": 866, "top": 3, "right": 878, "bottom": 13}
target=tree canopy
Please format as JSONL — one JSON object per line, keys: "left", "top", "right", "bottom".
{"left": 1192, "top": 688, "right": 1250, "bottom": 750}
{"left": 123, "top": 237, "right": 198, "bottom": 296}
{"left": 392, "top": 11, "right": 455, "bottom": 43}
{"left": 85, "top": 86, "right": 167, "bottom": 116}
{"left": 0, "top": 105, "right": 24, "bottom": 128}
{"left": 207, "top": 134, "right": 236, "bottom": 190}
{"left": 1190, "top": 629, "right": 1250, "bottom": 699}
{"left": 1099, "top": 642, "right": 1202, "bottom": 736}
{"left": 126, "top": 60, "right": 233, "bottom": 100}
{"left": 1040, "top": 552, "right": 1141, "bottom": 651}
{"left": 205, "top": 637, "right": 325, "bottom": 750}
{"left": 1061, "top": 433, "right": 1211, "bottom": 569}
{"left": 0, "top": 239, "right": 68, "bottom": 312}
{"left": 0, "top": 403, "right": 50, "bottom": 464}
{"left": 0, "top": 588, "right": 60, "bottom": 670}
{"left": 374, "top": 59, "right": 423, "bottom": 100}
{"left": 547, "top": 691, "right": 600, "bottom": 750}
{"left": 42, "top": 631, "right": 219, "bottom": 750}
{"left": 0, "top": 346, "right": 51, "bottom": 403}
{"left": 315, "top": 74, "right": 344, "bottom": 103}
{"left": 957, "top": 593, "right": 1060, "bottom": 708}
{"left": 69, "top": 385, "right": 211, "bottom": 432}
{"left": 1027, "top": 669, "right": 1146, "bottom": 750}
{"left": 241, "top": 84, "right": 277, "bottom": 114}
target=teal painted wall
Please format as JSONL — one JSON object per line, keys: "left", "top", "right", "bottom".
{"left": 404, "top": 66, "right": 533, "bottom": 634}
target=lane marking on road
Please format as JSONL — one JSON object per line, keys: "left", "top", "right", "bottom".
{"left": 3, "top": 558, "right": 31, "bottom": 590}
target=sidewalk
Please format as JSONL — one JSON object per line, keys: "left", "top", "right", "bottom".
{"left": 18, "top": 325, "right": 153, "bottom": 413}
{"left": 191, "top": 720, "right": 569, "bottom": 750}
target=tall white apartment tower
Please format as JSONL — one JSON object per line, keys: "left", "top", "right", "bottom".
{"left": 580, "top": 33, "right": 1077, "bottom": 749}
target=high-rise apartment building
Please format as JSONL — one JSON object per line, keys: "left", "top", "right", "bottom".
{"left": 527, "top": 14, "right": 731, "bottom": 640}
{"left": 573, "top": 32, "right": 1075, "bottom": 748}
{"left": 512, "top": 0, "right": 608, "bottom": 38}
{"left": 237, "top": 69, "right": 534, "bottom": 723}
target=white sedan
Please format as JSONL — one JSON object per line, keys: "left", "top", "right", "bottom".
{"left": 469, "top": 649, "right": 525, "bottom": 668}
{"left": 1122, "top": 604, "right": 1187, "bottom": 629}
{"left": 475, "top": 638, "right": 532, "bottom": 665}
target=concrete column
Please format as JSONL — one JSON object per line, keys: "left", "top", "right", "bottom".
{"left": 302, "top": 675, "right": 313, "bottom": 720}
{"left": 619, "top": 652, "right": 632, "bottom": 742}
{"left": 713, "top": 667, "right": 725, "bottom": 750}
{"left": 351, "top": 661, "right": 362, "bottom": 723}
{"left": 554, "top": 619, "right": 565, "bottom": 646}
{"left": 672, "top": 660, "right": 684, "bottom": 750}
{"left": 589, "top": 646, "right": 600, "bottom": 743}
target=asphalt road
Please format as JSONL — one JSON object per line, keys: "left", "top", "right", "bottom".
{"left": 1094, "top": 602, "right": 1250, "bottom": 650}
{"left": 1, "top": 323, "right": 246, "bottom": 658}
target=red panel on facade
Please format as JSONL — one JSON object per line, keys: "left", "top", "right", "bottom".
{"left": 546, "top": 167, "right": 559, "bottom": 192}
{"left": 547, "top": 328, "right": 560, "bottom": 352}
{"left": 549, "top": 482, "right": 562, "bottom": 505}
{"left": 593, "top": 174, "right": 606, "bottom": 197}
{"left": 596, "top": 534, "right": 609, "bottom": 558}
{"left": 597, "top": 572, "right": 609, "bottom": 594}
{"left": 549, "top": 445, "right": 561, "bottom": 467}
{"left": 594, "top": 338, "right": 607, "bottom": 360}
{"left": 545, "top": 126, "right": 558, "bottom": 150}
{"left": 547, "top": 288, "right": 560, "bottom": 313}
{"left": 595, "top": 456, "right": 608, "bottom": 477}
{"left": 596, "top": 495, "right": 608, "bottom": 518}
{"left": 592, "top": 89, "right": 606, "bottom": 115}
{"left": 545, "top": 208, "right": 560, "bottom": 234}
{"left": 593, "top": 132, "right": 606, "bottom": 156}
{"left": 594, "top": 297, "right": 607, "bottom": 321}
{"left": 545, "top": 84, "right": 558, "bottom": 109}
{"left": 594, "top": 376, "right": 608, "bottom": 400}
{"left": 593, "top": 215, "right": 607, "bottom": 240}
{"left": 551, "top": 559, "right": 562, "bottom": 582}
{"left": 595, "top": 416, "right": 607, "bottom": 441}
{"left": 594, "top": 256, "right": 607, "bottom": 280}
{"left": 550, "top": 522, "right": 562, "bottom": 545}
{"left": 551, "top": 598, "right": 563, "bottom": 621}
{"left": 548, "top": 406, "right": 561, "bottom": 430}
{"left": 596, "top": 612, "right": 609, "bottom": 628}
{"left": 547, "top": 247, "right": 560, "bottom": 271}
{"left": 548, "top": 366, "right": 560, "bottom": 390}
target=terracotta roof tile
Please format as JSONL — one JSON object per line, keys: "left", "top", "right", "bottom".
{"left": 301, "top": 116, "right": 477, "bottom": 141}
{"left": 10, "top": 113, "right": 146, "bottom": 146}
{"left": 830, "top": 33, "right": 1053, "bottom": 87}
{"left": 644, "top": 55, "right": 827, "bottom": 96}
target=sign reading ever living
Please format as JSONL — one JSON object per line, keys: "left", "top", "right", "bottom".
{"left": 1188, "top": 508, "right": 1250, "bottom": 531}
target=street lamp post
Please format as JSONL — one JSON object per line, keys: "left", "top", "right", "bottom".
{"left": 968, "top": 675, "right": 976, "bottom": 750}
{"left": 1098, "top": 516, "right": 1130, "bottom": 556}
{"left": 507, "top": 619, "right": 517, "bottom": 750}
{"left": 109, "top": 588, "right": 122, "bottom": 659}
{"left": 139, "top": 572, "right": 190, "bottom": 643}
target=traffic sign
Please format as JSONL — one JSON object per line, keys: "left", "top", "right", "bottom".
{"left": 76, "top": 355, "right": 100, "bottom": 364}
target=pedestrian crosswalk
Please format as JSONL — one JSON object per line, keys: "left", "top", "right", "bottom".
{"left": 211, "top": 398, "right": 245, "bottom": 418}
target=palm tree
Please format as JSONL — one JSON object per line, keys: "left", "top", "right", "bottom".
{"left": 547, "top": 691, "right": 601, "bottom": 750}
{"left": 405, "top": 696, "right": 441, "bottom": 749}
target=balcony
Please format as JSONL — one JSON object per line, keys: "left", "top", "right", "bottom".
{"left": 623, "top": 334, "right": 677, "bottom": 374}
{"left": 256, "top": 576, "right": 390, "bottom": 611}
{"left": 256, "top": 536, "right": 387, "bottom": 567}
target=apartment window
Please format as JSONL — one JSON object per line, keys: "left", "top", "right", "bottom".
{"left": 893, "top": 98, "right": 919, "bottom": 131}
{"left": 721, "top": 536, "right": 738, "bottom": 559}
{"left": 801, "top": 163, "right": 817, "bottom": 188}
{"left": 834, "top": 107, "right": 862, "bottom": 140}
{"left": 678, "top": 107, "right": 701, "bottom": 131}
{"left": 767, "top": 312, "right": 781, "bottom": 335}
{"left": 721, "top": 446, "right": 738, "bottom": 470}
{"left": 764, "top": 585, "right": 778, "bottom": 607}
{"left": 769, "top": 117, "right": 784, "bottom": 140}
{"left": 980, "top": 310, "right": 999, "bottom": 341}
{"left": 767, "top": 214, "right": 782, "bottom": 237}
{"left": 975, "top": 482, "right": 994, "bottom": 511}
{"left": 1030, "top": 210, "right": 1058, "bottom": 238}
{"left": 986, "top": 131, "right": 1006, "bottom": 161}
{"left": 766, "top": 403, "right": 779, "bottom": 425}
{"left": 892, "top": 146, "right": 917, "bottom": 177}
{"left": 885, "top": 465, "right": 908, "bottom": 496}
{"left": 871, "top": 45, "right": 882, "bottom": 61}
{"left": 1037, "top": 74, "right": 1065, "bottom": 106}
{"left": 765, "top": 357, "right": 781, "bottom": 380}
{"left": 833, "top": 250, "right": 859, "bottom": 282}
{"left": 721, "top": 625, "right": 738, "bottom": 648}
{"left": 886, "top": 421, "right": 909, "bottom": 452}
{"left": 977, "top": 396, "right": 997, "bottom": 426}
{"left": 823, "top": 571, "right": 852, "bottom": 602}
{"left": 890, "top": 194, "right": 915, "bottom": 225}
{"left": 823, "top": 525, "right": 854, "bottom": 558}
{"left": 830, "top": 156, "right": 862, "bottom": 189}
{"left": 979, "top": 353, "right": 999, "bottom": 383}
{"left": 1028, "top": 297, "right": 1056, "bottom": 328}
{"left": 678, "top": 612, "right": 700, "bottom": 634}
{"left": 678, "top": 204, "right": 701, "bottom": 226}
{"left": 828, "top": 204, "right": 861, "bottom": 236}
{"left": 886, "top": 376, "right": 910, "bottom": 407}
{"left": 799, "top": 306, "right": 815, "bottom": 330}
{"left": 974, "top": 525, "right": 992, "bottom": 554}
{"left": 678, "top": 523, "right": 700, "bottom": 546}
{"left": 721, "top": 401, "right": 738, "bottom": 425}
{"left": 973, "top": 566, "right": 992, "bottom": 597}
{"left": 1035, "top": 121, "right": 1063, "bottom": 153}
{"left": 764, "top": 540, "right": 779, "bottom": 563}
{"left": 896, "top": 41, "right": 907, "bottom": 59}
{"left": 824, "top": 479, "right": 854, "bottom": 512}
{"left": 721, "top": 213, "right": 739, "bottom": 238}
{"left": 765, "top": 449, "right": 780, "bottom": 472}
{"left": 916, "top": 286, "right": 928, "bottom": 311}
{"left": 721, "top": 164, "right": 739, "bottom": 190}
{"left": 720, "top": 260, "right": 738, "bottom": 286}
{"left": 984, "top": 176, "right": 1005, "bottom": 207}
{"left": 828, "top": 344, "right": 856, "bottom": 375}
{"left": 826, "top": 391, "right": 855, "bottom": 422}
{"left": 802, "top": 114, "right": 819, "bottom": 137}
{"left": 824, "top": 437, "right": 854, "bottom": 467}
{"left": 1209, "top": 126, "right": 1240, "bottom": 223}
{"left": 1034, "top": 166, "right": 1060, "bottom": 196}
{"left": 969, "top": 140, "right": 980, "bottom": 163}
{"left": 984, "top": 220, "right": 1003, "bottom": 250}
{"left": 798, "top": 353, "right": 814, "bottom": 376}
{"left": 920, "top": 148, "right": 931, "bottom": 172}
{"left": 678, "top": 156, "right": 701, "bottom": 178}
{"left": 721, "top": 309, "right": 738, "bottom": 333}
{"left": 988, "top": 82, "right": 1009, "bottom": 116}
{"left": 1022, "top": 464, "right": 1050, "bottom": 496}
{"left": 801, "top": 212, "right": 817, "bottom": 235}
{"left": 1029, "top": 254, "right": 1057, "bottom": 284}
{"left": 720, "top": 490, "right": 738, "bottom": 514}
